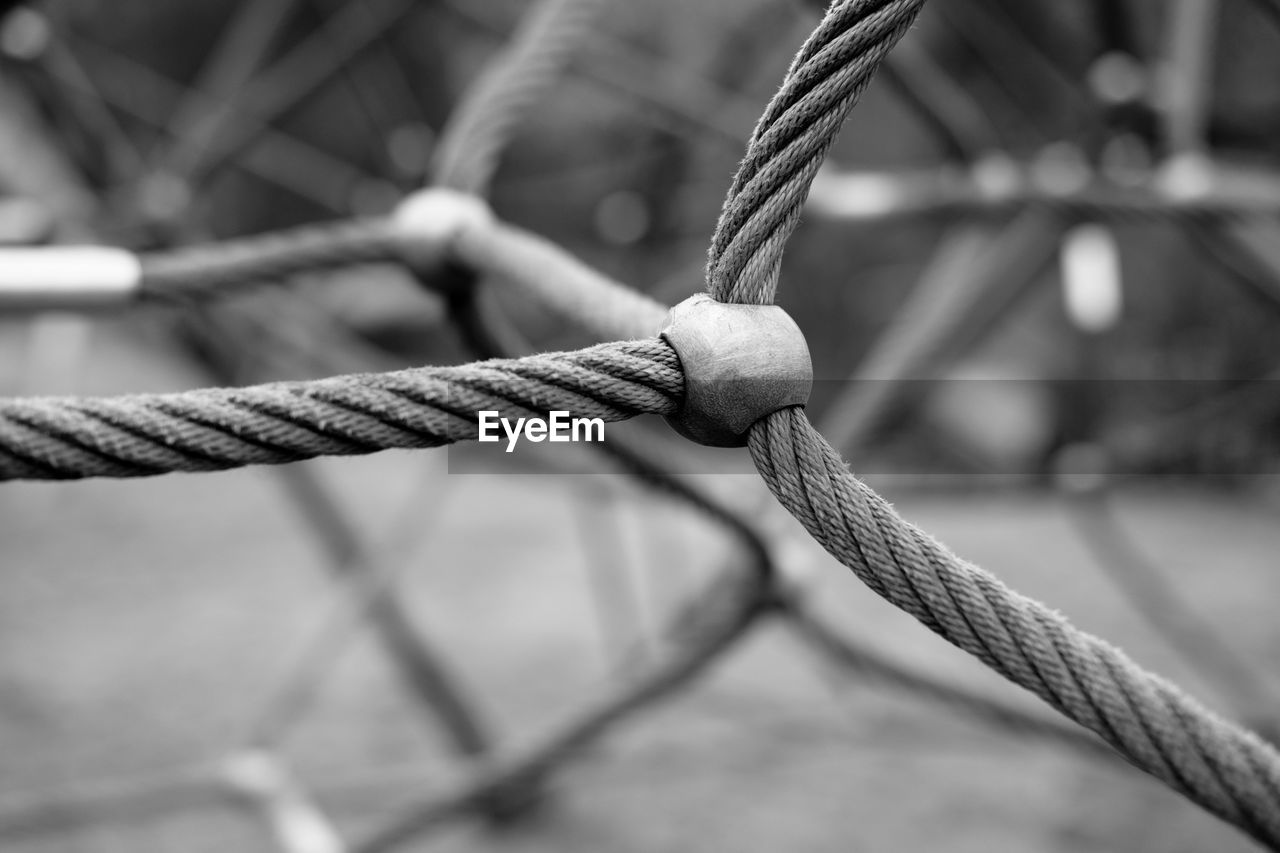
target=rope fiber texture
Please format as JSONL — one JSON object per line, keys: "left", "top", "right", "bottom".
{"left": 0, "top": 339, "right": 680, "bottom": 481}
{"left": 749, "top": 408, "right": 1280, "bottom": 845}
{"left": 5, "top": 0, "right": 1280, "bottom": 846}
{"left": 706, "top": 0, "right": 927, "bottom": 305}
{"left": 702, "top": 0, "right": 1280, "bottom": 846}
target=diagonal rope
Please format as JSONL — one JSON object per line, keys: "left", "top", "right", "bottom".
{"left": 707, "top": 0, "right": 927, "bottom": 305}
{"left": 0, "top": 339, "right": 680, "bottom": 481}
{"left": 748, "top": 406, "right": 1280, "bottom": 846}
{"left": 694, "top": 0, "right": 1280, "bottom": 847}
{"left": 138, "top": 218, "right": 397, "bottom": 295}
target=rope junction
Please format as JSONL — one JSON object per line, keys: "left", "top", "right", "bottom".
{"left": 2, "top": 0, "right": 1280, "bottom": 850}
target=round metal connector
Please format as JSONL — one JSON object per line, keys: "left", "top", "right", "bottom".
{"left": 659, "top": 293, "right": 813, "bottom": 447}
{"left": 392, "top": 188, "right": 494, "bottom": 272}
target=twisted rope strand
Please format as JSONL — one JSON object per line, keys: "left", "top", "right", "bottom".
{"left": 707, "top": 0, "right": 926, "bottom": 304}
{"left": 748, "top": 407, "right": 1280, "bottom": 846}
{"left": 139, "top": 219, "right": 398, "bottom": 296}
{"left": 431, "top": 0, "right": 607, "bottom": 195}
{"left": 696, "top": 0, "right": 1280, "bottom": 843}
{"left": 0, "top": 339, "right": 681, "bottom": 481}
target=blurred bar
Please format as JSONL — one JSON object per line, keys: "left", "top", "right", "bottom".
{"left": 0, "top": 246, "right": 139, "bottom": 309}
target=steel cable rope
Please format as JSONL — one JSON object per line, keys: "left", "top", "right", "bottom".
{"left": 4, "top": 0, "right": 1280, "bottom": 847}
{"left": 0, "top": 337, "right": 680, "bottom": 480}
{"left": 442, "top": 228, "right": 1128, "bottom": 771}
{"left": 419, "top": 0, "right": 1125, "bottom": 781}
{"left": 798, "top": 1, "right": 1280, "bottom": 758}
{"left": 405, "top": 0, "right": 1128, "bottom": 798}
{"left": 0, "top": 0, "right": 1249, "bottom": 783}
{"left": 8, "top": 19, "right": 523, "bottom": 835}
{"left": 701, "top": 1, "right": 1280, "bottom": 845}
{"left": 181, "top": 306, "right": 495, "bottom": 759}
{"left": 136, "top": 45, "right": 511, "bottom": 798}
{"left": 7, "top": 14, "right": 495, "bottom": 834}
{"left": 390, "top": 5, "right": 1131, "bottom": 835}
{"left": 374, "top": 6, "right": 797, "bottom": 834}
{"left": 140, "top": 10, "right": 709, "bottom": 833}
{"left": 10, "top": 7, "right": 792, "bottom": 846}
{"left": 1064, "top": 491, "right": 1280, "bottom": 735}
{"left": 796, "top": 0, "right": 1004, "bottom": 160}
{"left": 5, "top": 2, "right": 515, "bottom": 843}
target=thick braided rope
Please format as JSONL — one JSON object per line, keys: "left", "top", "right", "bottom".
{"left": 699, "top": 0, "right": 1280, "bottom": 845}
{"left": 706, "top": 0, "right": 926, "bottom": 304}
{"left": 431, "top": 0, "right": 606, "bottom": 195}
{"left": 0, "top": 339, "right": 680, "bottom": 481}
{"left": 750, "top": 407, "right": 1280, "bottom": 845}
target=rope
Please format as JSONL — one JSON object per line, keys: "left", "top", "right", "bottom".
{"left": 748, "top": 406, "right": 1280, "bottom": 846}
{"left": 431, "top": 0, "right": 607, "bottom": 195}
{"left": 706, "top": 0, "right": 927, "bottom": 305}
{"left": 0, "top": 339, "right": 680, "bottom": 481}
{"left": 450, "top": 218, "right": 667, "bottom": 341}
{"left": 783, "top": 601, "right": 1121, "bottom": 762}
{"left": 696, "top": 1, "right": 1280, "bottom": 844}
{"left": 128, "top": 202, "right": 665, "bottom": 342}
{"left": 139, "top": 219, "right": 397, "bottom": 296}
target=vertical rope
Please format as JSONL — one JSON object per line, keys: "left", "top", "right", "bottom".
{"left": 431, "top": 0, "right": 608, "bottom": 196}
{"left": 706, "top": 0, "right": 927, "bottom": 305}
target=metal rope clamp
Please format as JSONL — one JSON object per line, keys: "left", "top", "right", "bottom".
{"left": 392, "top": 188, "right": 494, "bottom": 273}
{"left": 659, "top": 293, "right": 813, "bottom": 447}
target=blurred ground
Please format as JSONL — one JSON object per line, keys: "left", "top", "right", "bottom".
{"left": 1, "top": 323, "right": 1278, "bottom": 853}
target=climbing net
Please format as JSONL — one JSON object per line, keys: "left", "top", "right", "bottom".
{"left": 1, "top": 0, "right": 1279, "bottom": 850}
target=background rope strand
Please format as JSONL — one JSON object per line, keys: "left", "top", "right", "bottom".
{"left": 431, "top": 0, "right": 607, "bottom": 195}
{"left": 706, "top": 0, "right": 927, "bottom": 305}
{"left": 139, "top": 219, "right": 397, "bottom": 296}
{"left": 749, "top": 407, "right": 1280, "bottom": 847}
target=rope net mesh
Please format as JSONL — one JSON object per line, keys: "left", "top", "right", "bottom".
{"left": 1, "top": 0, "right": 1279, "bottom": 851}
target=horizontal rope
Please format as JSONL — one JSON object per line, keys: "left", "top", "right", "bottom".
{"left": 749, "top": 406, "right": 1280, "bottom": 847}
{"left": 139, "top": 219, "right": 397, "bottom": 295}
{"left": 131, "top": 201, "right": 666, "bottom": 342}
{"left": 0, "top": 339, "right": 681, "bottom": 481}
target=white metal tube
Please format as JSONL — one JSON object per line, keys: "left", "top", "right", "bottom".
{"left": 0, "top": 246, "right": 140, "bottom": 310}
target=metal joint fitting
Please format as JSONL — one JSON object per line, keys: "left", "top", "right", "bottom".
{"left": 392, "top": 188, "right": 493, "bottom": 272}
{"left": 659, "top": 293, "right": 813, "bottom": 447}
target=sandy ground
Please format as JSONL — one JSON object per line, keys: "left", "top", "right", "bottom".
{"left": 1, "top": 323, "right": 1279, "bottom": 852}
